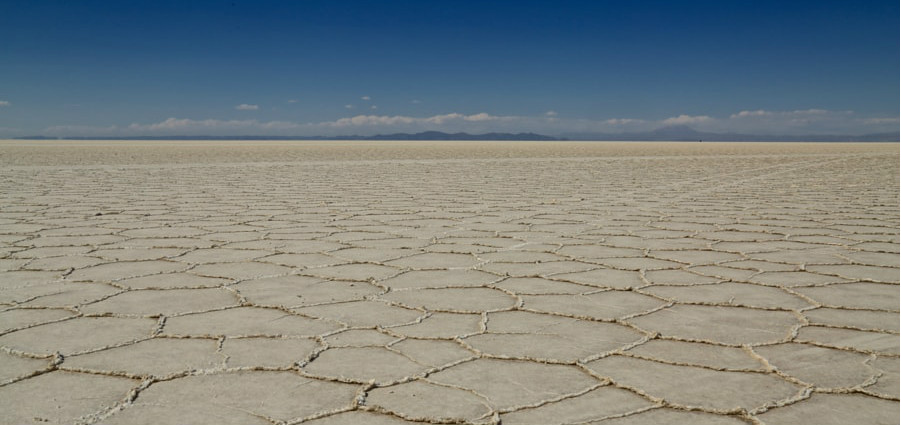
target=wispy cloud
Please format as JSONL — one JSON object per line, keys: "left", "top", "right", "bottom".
{"left": 361, "top": 96, "right": 371, "bottom": 101}
{"left": 545, "top": 110, "right": 558, "bottom": 117}
{"left": 287, "top": 99, "right": 298, "bottom": 103}
{"left": 0, "top": 100, "right": 10, "bottom": 107}
{"left": 344, "top": 104, "right": 354, "bottom": 109}
{"left": 235, "top": 104, "right": 259, "bottom": 110}
{"left": 661, "top": 114, "right": 713, "bottom": 125}
{"left": 38, "top": 108, "right": 897, "bottom": 138}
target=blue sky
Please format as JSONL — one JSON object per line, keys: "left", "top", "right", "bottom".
{"left": 0, "top": 0, "right": 897, "bottom": 137}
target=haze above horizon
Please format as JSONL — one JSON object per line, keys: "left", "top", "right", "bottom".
{"left": 1, "top": 0, "right": 897, "bottom": 138}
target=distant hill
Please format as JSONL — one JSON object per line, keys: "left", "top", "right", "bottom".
{"left": 15, "top": 127, "right": 898, "bottom": 142}
{"left": 561, "top": 125, "right": 899, "bottom": 142}
{"left": 16, "top": 131, "right": 564, "bottom": 141}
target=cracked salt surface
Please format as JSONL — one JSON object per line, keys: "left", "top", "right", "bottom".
{"left": 0, "top": 140, "right": 898, "bottom": 424}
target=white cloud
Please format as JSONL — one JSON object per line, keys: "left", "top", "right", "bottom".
{"left": 361, "top": 96, "right": 371, "bottom": 101}
{"left": 38, "top": 107, "right": 897, "bottom": 138}
{"left": 730, "top": 110, "right": 772, "bottom": 118}
{"left": 235, "top": 104, "right": 259, "bottom": 110}
{"left": 0, "top": 100, "right": 9, "bottom": 107}
{"left": 862, "top": 117, "right": 899, "bottom": 125}
{"left": 604, "top": 118, "right": 645, "bottom": 125}
{"left": 287, "top": 99, "right": 298, "bottom": 103}
{"left": 545, "top": 110, "right": 558, "bottom": 117}
{"left": 371, "top": 105, "right": 378, "bottom": 110}
{"left": 661, "top": 114, "right": 713, "bottom": 125}
{"left": 344, "top": 104, "right": 354, "bottom": 109}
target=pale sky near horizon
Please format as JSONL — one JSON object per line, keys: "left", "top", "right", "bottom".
{"left": 0, "top": 0, "right": 897, "bottom": 137}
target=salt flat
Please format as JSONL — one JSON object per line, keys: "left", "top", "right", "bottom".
{"left": 0, "top": 140, "right": 898, "bottom": 425}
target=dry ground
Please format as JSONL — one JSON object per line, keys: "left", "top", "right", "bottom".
{"left": 0, "top": 140, "right": 898, "bottom": 424}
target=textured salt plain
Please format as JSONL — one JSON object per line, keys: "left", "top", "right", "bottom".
{"left": 0, "top": 140, "right": 898, "bottom": 425}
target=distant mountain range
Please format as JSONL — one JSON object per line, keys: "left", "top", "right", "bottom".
{"left": 15, "top": 127, "right": 899, "bottom": 142}
{"left": 561, "top": 125, "right": 898, "bottom": 142}
{"left": 16, "top": 131, "right": 561, "bottom": 141}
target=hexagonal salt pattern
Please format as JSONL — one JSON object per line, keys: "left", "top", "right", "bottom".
{"left": 0, "top": 140, "right": 897, "bottom": 424}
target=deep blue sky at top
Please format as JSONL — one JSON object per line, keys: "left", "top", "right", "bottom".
{"left": 0, "top": 0, "right": 897, "bottom": 136}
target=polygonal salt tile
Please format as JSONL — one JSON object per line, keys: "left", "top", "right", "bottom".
{"left": 330, "top": 247, "right": 416, "bottom": 262}
{"left": 643, "top": 269, "right": 720, "bottom": 285}
{"left": 0, "top": 308, "right": 76, "bottom": 333}
{"left": 466, "top": 311, "right": 643, "bottom": 361}
{"left": 0, "top": 371, "right": 137, "bottom": 425}
{"left": 748, "top": 271, "right": 851, "bottom": 287}
{"left": 586, "top": 355, "right": 800, "bottom": 411}
{"left": 303, "top": 346, "right": 427, "bottom": 384}
{"left": 0, "top": 270, "right": 64, "bottom": 288}
{"left": 627, "top": 304, "right": 800, "bottom": 345}
{"left": 110, "top": 237, "right": 215, "bottom": 249}
{"left": 117, "top": 272, "right": 231, "bottom": 289}
{"left": 0, "top": 351, "right": 50, "bottom": 383}
{"left": 754, "top": 343, "right": 875, "bottom": 388}
{"left": 262, "top": 253, "right": 345, "bottom": 268}
{"left": 722, "top": 260, "right": 798, "bottom": 272}
{"left": 429, "top": 358, "right": 597, "bottom": 409}
{"left": 755, "top": 393, "right": 897, "bottom": 425}
{"left": 626, "top": 339, "right": 764, "bottom": 370}
{"left": 389, "top": 312, "right": 482, "bottom": 338}
{"left": 687, "top": 265, "right": 759, "bottom": 281}
{"left": 18, "top": 282, "right": 120, "bottom": 307}
{"left": 868, "top": 356, "right": 900, "bottom": 398}
{"left": 381, "top": 287, "right": 517, "bottom": 312}
{"left": 593, "top": 257, "right": 684, "bottom": 271}
{"left": 553, "top": 269, "right": 644, "bottom": 289}
{"left": 163, "top": 307, "right": 341, "bottom": 337}
{"left": 793, "top": 283, "right": 899, "bottom": 310}
{"left": 63, "top": 338, "right": 221, "bottom": 377}
{"left": 642, "top": 282, "right": 812, "bottom": 310}
{"left": 96, "top": 402, "right": 272, "bottom": 425}
{"left": 300, "top": 263, "right": 400, "bottom": 281}
{"left": 477, "top": 251, "right": 562, "bottom": 263}
{"left": 804, "top": 308, "right": 899, "bottom": 332}
{"left": 381, "top": 269, "right": 499, "bottom": 289}
{"left": 648, "top": 250, "right": 744, "bottom": 266}
{"left": 494, "top": 277, "right": 593, "bottom": 294}
{"left": 130, "top": 371, "right": 358, "bottom": 422}
{"left": 80, "top": 288, "right": 238, "bottom": 316}
{"left": 593, "top": 407, "right": 752, "bottom": 424}
{"left": 29, "top": 235, "right": 125, "bottom": 247}
{"left": 794, "top": 326, "right": 898, "bottom": 355}
{"left": 523, "top": 291, "right": 664, "bottom": 320}
{"left": 90, "top": 248, "right": 187, "bottom": 261}
{"left": 324, "top": 329, "right": 396, "bottom": 347}
{"left": 499, "top": 386, "right": 654, "bottom": 425}
{"left": 841, "top": 251, "right": 899, "bottom": 267}
{"left": 386, "top": 252, "right": 481, "bottom": 269}
{"left": 806, "top": 264, "right": 900, "bottom": 283}
{"left": 0, "top": 316, "right": 155, "bottom": 355}
{"left": 119, "top": 227, "right": 207, "bottom": 238}
{"left": 67, "top": 260, "right": 187, "bottom": 282}
{"left": 189, "top": 261, "right": 292, "bottom": 279}
{"left": 749, "top": 250, "right": 846, "bottom": 266}
{"left": 25, "top": 255, "right": 106, "bottom": 271}
{"left": 10, "top": 246, "right": 94, "bottom": 259}
{"left": 368, "top": 380, "right": 491, "bottom": 422}
{"left": 174, "top": 248, "right": 271, "bottom": 264}
{"left": 390, "top": 339, "right": 475, "bottom": 367}
{"left": 296, "top": 300, "right": 423, "bottom": 327}
{"left": 222, "top": 337, "right": 319, "bottom": 367}
{"left": 234, "top": 275, "right": 380, "bottom": 308}
{"left": 556, "top": 245, "right": 644, "bottom": 260}
{"left": 479, "top": 261, "right": 596, "bottom": 277}
{"left": 275, "top": 239, "right": 349, "bottom": 253}
{"left": 297, "top": 411, "right": 415, "bottom": 425}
